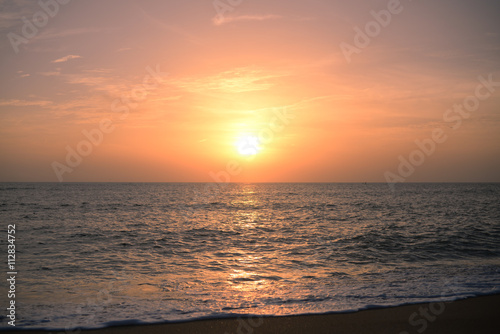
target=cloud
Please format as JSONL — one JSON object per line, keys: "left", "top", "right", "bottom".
{"left": 16, "top": 70, "right": 30, "bottom": 78}
{"left": 36, "top": 27, "right": 102, "bottom": 41}
{"left": 39, "top": 71, "right": 61, "bottom": 76}
{"left": 0, "top": 99, "right": 52, "bottom": 107}
{"left": 63, "top": 72, "right": 133, "bottom": 97}
{"left": 51, "top": 55, "right": 82, "bottom": 63}
{"left": 213, "top": 14, "right": 282, "bottom": 26}
{"left": 136, "top": 4, "right": 203, "bottom": 45}
{"left": 173, "top": 67, "right": 286, "bottom": 93}
{"left": 66, "top": 75, "right": 111, "bottom": 88}
{"left": 83, "top": 68, "right": 113, "bottom": 74}
{"left": 0, "top": 0, "right": 39, "bottom": 31}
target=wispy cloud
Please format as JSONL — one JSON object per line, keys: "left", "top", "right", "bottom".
{"left": 137, "top": 5, "right": 203, "bottom": 45}
{"left": 39, "top": 71, "right": 61, "bottom": 77}
{"left": 16, "top": 70, "right": 30, "bottom": 78}
{"left": 83, "top": 68, "right": 113, "bottom": 74}
{"left": 36, "top": 27, "right": 102, "bottom": 41}
{"left": 213, "top": 14, "right": 282, "bottom": 26}
{"left": 66, "top": 75, "right": 111, "bottom": 88}
{"left": 173, "top": 67, "right": 286, "bottom": 93}
{"left": 0, "top": 99, "right": 52, "bottom": 107}
{"left": 0, "top": 0, "right": 39, "bottom": 31}
{"left": 51, "top": 54, "right": 82, "bottom": 63}
{"left": 63, "top": 71, "right": 138, "bottom": 97}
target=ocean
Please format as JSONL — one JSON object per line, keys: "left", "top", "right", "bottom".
{"left": 1, "top": 182, "right": 499, "bottom": 330}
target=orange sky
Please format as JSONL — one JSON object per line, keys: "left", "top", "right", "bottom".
{"left": 1, "top": 0, "right": 499, "bottom": 182}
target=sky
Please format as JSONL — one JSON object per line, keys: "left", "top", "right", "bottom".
{"left": 0, "top": 0, "right": 499, "bottom": 182}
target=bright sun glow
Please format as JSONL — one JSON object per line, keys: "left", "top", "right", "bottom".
{"left": 235, "top": 134, "right": 261, "bottom": 156}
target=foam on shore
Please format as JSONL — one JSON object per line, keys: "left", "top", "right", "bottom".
{"left": 2, "top": 293, "right": 499, "bottom": 334}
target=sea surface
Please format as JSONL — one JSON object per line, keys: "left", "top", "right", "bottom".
{"left": 1, "top": 182, "right": 499, "bottom": 330}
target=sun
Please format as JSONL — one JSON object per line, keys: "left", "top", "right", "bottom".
{"left": 235, "top": 134, "right": 261, "bottom": 156}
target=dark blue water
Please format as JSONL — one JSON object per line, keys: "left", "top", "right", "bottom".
{"left": 1, "top": 183, "right": 499, "bottom": 329}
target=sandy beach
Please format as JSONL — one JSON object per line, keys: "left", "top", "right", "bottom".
{"left": 5, "top": 293, "right": 498, "bottom": 334}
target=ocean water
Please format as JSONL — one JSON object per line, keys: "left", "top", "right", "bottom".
{"left": 1, "top": 182, "right": 499, "bottom": 330}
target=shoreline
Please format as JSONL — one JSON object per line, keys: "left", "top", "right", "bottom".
{"left": 4, "top": 293, "right": 499, "bottom": 334}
